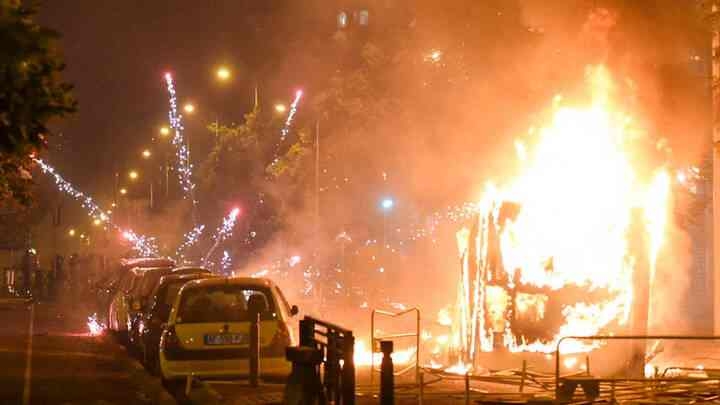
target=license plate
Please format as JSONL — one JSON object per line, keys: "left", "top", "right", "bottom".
{"left": 204, "top": 333, "right": 245, "bottom": 345}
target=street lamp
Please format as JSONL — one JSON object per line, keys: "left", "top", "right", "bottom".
{"left": 274, "top": 103, "right": 287, "bottom": 114}
{"left": 128, "top": 170, "right": 139, "bottom": 181}
{"left": 381, "top": 198, "right": 394, "bottom": 211}
{"left": 142, "top": 149, "right": 152, "bottom": 159}
{"left": 216, "top": 66, "right": 231, "bottom": 81}
{"left": 183, "top": 103, "right": 195, "bottom": 114}
{"left": 159, "top": 126, "right": 170, "bottom": 137}
{"left": 119, "top": 187, "right": 128, "bottom": 196}
{"left": 92, "top": 218, "right": 101, "bottom": 226}
{"left": 68, "top": 228, "right": 76, "bottom": 237}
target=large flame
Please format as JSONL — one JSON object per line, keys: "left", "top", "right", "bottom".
{"left": 451, "top": 66, "right": 671, "bottom": 362}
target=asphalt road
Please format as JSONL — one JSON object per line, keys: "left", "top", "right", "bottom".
{"left": 0, "top": 298, "right": 174, "bottom": 405}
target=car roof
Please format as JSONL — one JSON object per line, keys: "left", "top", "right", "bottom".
{"left": 171, "top": 266, "right": 211, "bottom": 274}
{"left": 159, "top": 272, "right": 215, "bottom": 285}
{"left": 182, "top": 276, "right": 276, "bottom": 290}
{"left": 130, "top": 266, "right": 172, "bottom": 275}
{"left": 120, "top": 257, "right": 174, "bottom": 269}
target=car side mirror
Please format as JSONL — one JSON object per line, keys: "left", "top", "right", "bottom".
{"left": 290, "top": 305, "right": 299, "bottom": 316}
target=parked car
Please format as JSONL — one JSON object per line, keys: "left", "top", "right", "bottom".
{"left": 158, "top": 277, "right": 299, "bottom": 382}
{"left": 93, "top": 258, "right": 175, "bottom": 324}
{"left": 138, "top": 272, "right": 216, "bottom": 372}
{"left": 108, "top": 266, "right": 173, "bottom": 340}
{"left": 129, "top": 267, "right": 213, "bottom": 351}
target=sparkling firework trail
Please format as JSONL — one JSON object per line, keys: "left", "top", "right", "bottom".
{"left": 280, "top": 90, "right": 303, "bottom": 141}
{"left": 34, "top": 158, "right": 160, "bottom": 257}
{"left": 221, "top": 250, "right": 232, "bottom": 274}
{"left": 34, "top": 158, "right": 108, "bottom": 222}
{"left": 122, "top": 230, "right": 160, "bottom": 258}
{"left": 175, "top": 224, "right": 205, "bottom": 263}
{"left": 202, "top": 208, "right": 241, "bottom": 265}
{"left": 164, "top": 73, "right": 197, "bottom": 205}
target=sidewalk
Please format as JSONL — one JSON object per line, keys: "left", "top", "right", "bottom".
{"left": 1, "top": 299, "right": 177, "bottom": 405}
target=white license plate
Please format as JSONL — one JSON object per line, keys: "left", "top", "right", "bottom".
{"left": 204, "top": 333, "right": 245, "bottom": 345}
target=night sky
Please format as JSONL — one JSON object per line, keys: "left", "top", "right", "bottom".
{"left": 37, "top": 1, "right": 315, "bottom": 195}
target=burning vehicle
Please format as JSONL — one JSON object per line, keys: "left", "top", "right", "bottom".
{"left": 444, "top": 66, "right": 672, "bottom": 374}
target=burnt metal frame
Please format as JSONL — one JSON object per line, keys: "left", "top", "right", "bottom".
{"left": 554, "top": 335, "right": 720, "bottom": 401}
{"left": 370, "top": 307, "right": 421, "bottom": 386}
{"left": 301, "top": 316, "right": 356, "bottom": 405}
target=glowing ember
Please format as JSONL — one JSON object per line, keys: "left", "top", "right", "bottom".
{"left": 451, "top": 66, "right": 672, "bottom": 363}
{"left": 87, "top": 313, "right": 105, "bottom": 336}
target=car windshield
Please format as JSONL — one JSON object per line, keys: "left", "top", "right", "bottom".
{"left": 177, "top": 285, "right": 276, "bottom": 324}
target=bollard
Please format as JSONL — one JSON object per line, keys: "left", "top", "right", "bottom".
{"left": 418, "top": 371, "right": 424, "bottom": 405}
{"left": 380, "top": 340, "right": 394, "bottom": 405}
{"left": 520, "top": 360, "right": 526, "bottom": 393}
{"left": 249, "top": 311, "right": 260, "bottom": 387}
{"left": 342, "top": 333, "right": 356, "bottom": 405}
{"left": 185, "top": 374, "right": 193, "bottom": 396}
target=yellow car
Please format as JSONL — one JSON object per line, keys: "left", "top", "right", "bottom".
{"left": 158, "top": 277, "right": 298, "bottom": 381}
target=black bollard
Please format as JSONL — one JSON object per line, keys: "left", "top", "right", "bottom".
{"left": 249, "top": 311, "right": 260, "bottom": 387}
{"left": 380, "top": 340, "right": 394, "bottom": 405}
{"left": 342, "top": 333, "right": 355, "bottom": 405}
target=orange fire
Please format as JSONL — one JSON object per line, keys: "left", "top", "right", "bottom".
{"left": 450, "top": 66, "right": 671, "bottom": 364}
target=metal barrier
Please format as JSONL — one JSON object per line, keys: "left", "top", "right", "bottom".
{"left": 370, "top": 307, "right": 421, "bottom": 385}
{"left": 555, "top": 335, "right": 720, "bottom": 403}
{"left": 285, "top": 316, "right": 355, "bottom": 405}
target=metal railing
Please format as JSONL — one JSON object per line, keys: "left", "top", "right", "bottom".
{"left": 295, "top": 316, "right": 356, "bottom": 405}
{"left": 554, "top": 335, "right": 720, "bottom": 403}
{"left": 370, "top": 307, "right": 421, "bottom": 385}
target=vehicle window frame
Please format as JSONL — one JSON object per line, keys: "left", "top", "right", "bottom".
{"left": 175, "top": 285, "right": 278, "bottom": 324}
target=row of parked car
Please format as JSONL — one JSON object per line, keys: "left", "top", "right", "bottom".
{"left": 93, "top": 258, "right": 299, "bottom": 382}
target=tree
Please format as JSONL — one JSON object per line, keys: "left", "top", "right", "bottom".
{"left": 196, "top": 107, "right": 311, "bottom": 264}
{"left": 0, "top": 1, "right": 76, "bottom": 205}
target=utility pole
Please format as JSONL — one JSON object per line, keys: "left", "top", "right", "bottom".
{"left": 314, "top": 119, "right": 321, "bottom": 303}
{"left": 708, "top": 0, "right": 720, "bottom": 333}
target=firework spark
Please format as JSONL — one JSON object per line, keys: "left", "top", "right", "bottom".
{"left": 280, "top": 90, "right": 303, "bottom": 141}
{"left": 87, "top": 313, "right": 106, "bottom": 336}
{"left": 202, "top": 208, "right": 241, "bottom": 265}
{"left": 35, "top": 158, "right": 160, "bottom": 257}
{"left": 175, "top": 224, "right": 205, "bottom": 263}
{"left": 122, "top": 230, "right": 160, "bottom": 258}
{"left": 164, "top": 73, "right": 197, "bottom": 204}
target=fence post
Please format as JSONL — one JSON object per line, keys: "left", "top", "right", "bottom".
{"left": 326, "top": 331, "right": 338, "bottom": 402}
{"left": 380, "top": 340, "right": 394, "bottom": 405}
{"left": 342, "top": 332, "right": 355, "bottom": 405}
{"left": 300, "top": 318, "right": 314, "bottom": 347}
{"left": 249, "top": 311, "right": 260, "bottom": 387}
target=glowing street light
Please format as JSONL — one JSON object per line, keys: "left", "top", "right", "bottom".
{"left": 381, "top": 198, "right": 395, "bottom": 210}
{"left": 159, "top": 126, "right": 170, "bottom": 137}
{"left": 183, "top": 103, "right": 196, "bottom": 114}
{"left": 142, "top": 149, "right": 152, "bottom": 159}
{"left": 93, "top": 218, "right": 102, "bottom": 226}
{"left": 119, "top": 187, "right": 128, "bottom": 196}
{"left": 274, "top": 103, "right": 287, "bottom": 114}
{"left": 128, "top": 170, "right": 139, "bottom": 181}
{"left": 68, "top": 228, "right": 76, "bottom": 237}
{"left": 216, "top": 66, "right": 231, "bottom": 81}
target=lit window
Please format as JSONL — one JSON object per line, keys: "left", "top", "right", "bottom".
{"left": 358, "top": 9, "right": 369, "bottom": 26}
{"left": 337, "top": 11, "right": 348, "bottom": 28}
